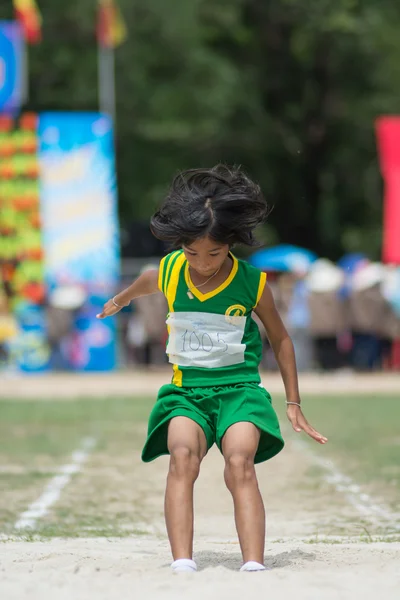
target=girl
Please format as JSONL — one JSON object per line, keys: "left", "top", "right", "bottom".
{"left": 97, "top": 165, "right": 327, "bottom": 573}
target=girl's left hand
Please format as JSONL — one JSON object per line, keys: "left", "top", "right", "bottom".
{"left": 286, "top": 403, "right": 328, "bottom": 444}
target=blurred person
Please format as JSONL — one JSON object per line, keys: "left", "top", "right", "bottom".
{"left": 46, "top": 285, "right": 87, "bottom": 370}
{"left": 128, "top": 264, "right": 168, "bottom": 366}
{"left": 382, "top": 266, "right": 400, "bottom": 317}
{"left": 306, "top": 260, "right": 346, "bottom": 371}
{"left": 125, "top": 308, "right": 147, "bottom": 365}
{"left": 97, "top": 165, "right": 327, "bottom": 573}
{"left": 275, "top": 271, "right": 312, "bottom": 371}
{"left": 378, "top": 301, "right": 399, "bottom": 370}
{"left": 380, "top": 266, "right": 400, "bottom": 370}
{"left": 349, "top": 263, "right": 385, "bottom": 371}
{"left": 273, "top": 272, "right": 292, "bottom": 324}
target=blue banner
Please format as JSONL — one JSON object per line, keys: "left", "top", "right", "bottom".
{"left": 0, "top": 22, "right": 24, "bottom": 113}
{"left": 38, "top": 112, "right": 120, "bottom": 371}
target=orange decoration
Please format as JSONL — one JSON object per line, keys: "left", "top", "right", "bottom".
{"left": 22, "top": 282, "right": 46, "bottom": 304}
{"left": 27, "top": 247, "right": 43, "bottom": 260}
{"left": 0, "top": 116, "right": 13, "bottom": 132}
{"left": 0, "top": 112, "right": 44, "bottom": 309}
{"left": 20, "top": 112, "right": 38, "bottom": 131}
{"left": 0, "top": 164, "right": 15, "bottom": 179}
{"left": 21, "top": 138, "right": 37, "bottom": 153}
{"left": 0, "top": 141, "right": 16, "bottom": 157}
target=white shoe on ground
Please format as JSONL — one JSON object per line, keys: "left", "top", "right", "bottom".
{"left": 240, "top": 561, "right": 266, "bottom": 572}
{"left": 171, "top": 558, "right": 197, "bottom": 573}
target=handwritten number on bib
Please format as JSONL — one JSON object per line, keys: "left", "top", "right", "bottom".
{"left": 217, "top": 332, "right": 228, "bottom": 353}
{"left": 202, "top": 333, "right": 213, "bottom": 353}
{"left": 168, "top": 311, "right": 246, "bottom": 368}
{"left": 180, "top": 330, "right": 227, "bottom": 354}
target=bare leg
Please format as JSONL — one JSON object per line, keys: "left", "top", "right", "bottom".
{"left": 165, "top": 416, "right": 207, "bottom": 560}
{"left": 222, "top": 422, "right": 265, "bottom": 565}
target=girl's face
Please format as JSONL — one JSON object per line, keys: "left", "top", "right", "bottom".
{"left": 182, "top": 237, "right": 230, "bottom": 277}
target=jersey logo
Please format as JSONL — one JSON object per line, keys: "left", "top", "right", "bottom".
{"left": 225, "top": 304, "right": 246, "bottom": 317}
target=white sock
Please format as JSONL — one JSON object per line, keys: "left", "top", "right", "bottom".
{"left": 240, "top": 561, "right": 266, "bottom": 572}
{"left": 171, "top": 558, "right": 197, "bottom": 573}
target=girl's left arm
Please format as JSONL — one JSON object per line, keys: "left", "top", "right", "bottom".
{"left": 254, "top": 283, "right": 328, "bottom": 445}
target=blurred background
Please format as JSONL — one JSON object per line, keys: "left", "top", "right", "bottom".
{"left": 1, "top": 0, "right": 400, "bottom": 375}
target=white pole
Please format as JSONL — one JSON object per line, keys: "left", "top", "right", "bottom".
{"left": 98, "top": 43, "right": 116, "bottom": 126}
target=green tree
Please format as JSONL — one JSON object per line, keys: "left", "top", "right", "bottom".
{"left": 2, "top": 0, "right": 400, "bottom": 259}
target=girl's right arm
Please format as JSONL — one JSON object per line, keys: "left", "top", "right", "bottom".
{"left": 96, "top": 269, "right": 160, "bottom": 319}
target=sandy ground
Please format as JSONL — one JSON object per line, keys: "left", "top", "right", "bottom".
{"left": 1, "top": 371, "right": 399, "bottom": 599}
{"left": 1, "top": 441, "right": 399, "bottom": 599}
{"left": 1, "top": 538, "right": 399, "bottom": 600}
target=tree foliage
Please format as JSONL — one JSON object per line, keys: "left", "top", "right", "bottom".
{"left": 2, "top": 0, "right": 400, "bottom": 258}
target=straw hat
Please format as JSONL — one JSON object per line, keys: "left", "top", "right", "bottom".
{"left": 49, "top": 285, "right": 87, "bottom": 310}
{"left": 352, "top": 262, "right": 384, "bottom": 291}
{"left": 306, "top": 259, "right": 344, "bottom": 292}
{"left": 381, "top": 266, "right": 400, "bottom": 302}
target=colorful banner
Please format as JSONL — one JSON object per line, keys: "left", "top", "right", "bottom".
{"left": 38, "top": 112, "right": 120, "bottom": 371}
{"left": 376, "top": 117, "right": 400, "bottom": 265}
{"left": 0, "top": 21, "right": 24, "bottom": 113}
{"left": 0, "top": 112, "right": 49, "bottom": 372}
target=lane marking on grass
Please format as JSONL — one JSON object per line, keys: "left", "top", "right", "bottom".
{"left": 291, "top": 437, "right": 400, "bottom": 529}
{"left": 14, "top": 437, "right": 96, "bottom": 530}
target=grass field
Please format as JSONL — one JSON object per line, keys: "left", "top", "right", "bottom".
{"left": 275, "top": 394, "right": 400, "bottom": 513}
{"left": 0, "top": 392, "right": 399, "bottom": 539}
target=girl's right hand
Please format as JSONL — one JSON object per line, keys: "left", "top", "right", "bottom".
{"left": 96, "top": 299, "right": 124, "bottom": 319}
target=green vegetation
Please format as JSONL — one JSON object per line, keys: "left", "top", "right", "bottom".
{"left": 2, "top": 1, "right": 399, "bottom": 257}
{"left": 276, "top": 394, "right": 400, "bottom": 510}
{"left": 0, "top": 397, "right": 152, "bottom": 461}
{"left": 0, "top": 397, "right": 153, "bottom": 530}
{"left": 0, "top": 393, "right": 399, "bottom": 537}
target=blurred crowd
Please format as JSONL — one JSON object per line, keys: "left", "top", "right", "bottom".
{"left": 260, "top": 259, "right": 400, "bottom": 372}
{"left": 2, "top": 256, "right": 400, "bottom": 373}
{"left": 121, "top": 258, "right": 400, "bottom": 373}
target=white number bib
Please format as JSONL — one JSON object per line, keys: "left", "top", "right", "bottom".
{"left": 166, "top": 311, "right": 246, "bottom": 369}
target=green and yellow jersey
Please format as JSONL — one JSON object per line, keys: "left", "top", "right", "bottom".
{"left": 158, "top": 250, "right": 267, "bottom": 387}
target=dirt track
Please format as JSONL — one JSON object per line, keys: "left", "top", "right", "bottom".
{"left": 1, "top": 538, "right": 399, "bottom": 600}
{"left": 1, "top": 369, "right": 400, "bottom": 399}
{"left": 1, "top": 370, "right": 399, "bottom": 599}
{"left": 1, "top": 439, "right": 399, "bottom": 600}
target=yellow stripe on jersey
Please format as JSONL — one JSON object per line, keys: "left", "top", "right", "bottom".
{"left": 163, "top": 250, "right": 181, "bottom": 294}
{"left": 254, "top": 271, "right": 267, "bottom": 307}
{"left": 172, "top": 363, "right": 183, "bottom": 387}
{"left": 166, "top": 252, "right": 186, "bottom": 311}
{"left": 158, "top": 256, "right": 167, "bottom": 292}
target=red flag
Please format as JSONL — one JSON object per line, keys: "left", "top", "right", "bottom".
{"left": 376, "top": 116, "right": 400, "bottom": 264}
{"left": 13, "top": 0, "right": 42, "bottom": 44}
{"left": 97, "top": 0, "right": 127, "bottom": 49}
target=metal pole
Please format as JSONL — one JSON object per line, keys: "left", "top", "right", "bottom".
{"left": 98, "top": 43, "right": 116, "bottom": 126}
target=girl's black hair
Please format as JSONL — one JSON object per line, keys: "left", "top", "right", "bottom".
{"left": 150, "top": 165, "right": 269, "bottom": 248}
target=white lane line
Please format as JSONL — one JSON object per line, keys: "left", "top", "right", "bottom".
{"left": 14, "top": 437, "right": 96, "bottom": 530}
{"left": 291, "top": 437, "right": 400, "bottom": 528}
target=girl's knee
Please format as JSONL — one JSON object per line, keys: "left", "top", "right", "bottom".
{"left": 224, "top": 453, "right": 256, "bottom": 489}
{"left": 169, "top": 446, "right": 201, "bottom": 481}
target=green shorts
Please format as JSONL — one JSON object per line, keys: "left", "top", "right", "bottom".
{"left": 141, "top": 382, "right": 284, "bottom": 464}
